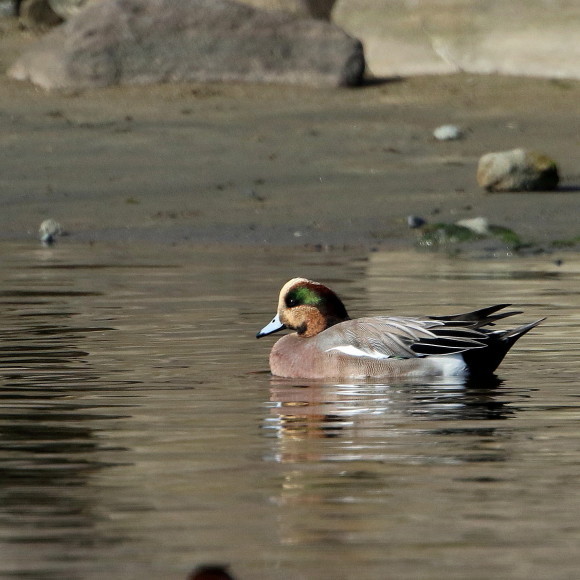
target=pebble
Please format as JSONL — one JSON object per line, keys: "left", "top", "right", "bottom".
{"left": 407, "top": 215, "right": 426, "bottom": 229}
{"left": 39, "top": 218, "right": 63, "bottom": 245}
{"left": 433, "top": 124, "right": 463, "bottom": 141}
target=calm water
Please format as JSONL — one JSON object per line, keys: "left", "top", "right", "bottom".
{"left": 0, "top": 241, "right": 578, "bottom": 580}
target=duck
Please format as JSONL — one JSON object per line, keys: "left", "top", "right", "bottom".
{"left": 256, "top": 277, "right": 544, "bottom": 379}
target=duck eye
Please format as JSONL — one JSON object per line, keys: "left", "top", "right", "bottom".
{"left": 286, "top": 297, "right": 298, "bottom": 307}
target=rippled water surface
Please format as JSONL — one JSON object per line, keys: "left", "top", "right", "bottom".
{"left": 0, "top": 241, "right": 579, "bottom": 580}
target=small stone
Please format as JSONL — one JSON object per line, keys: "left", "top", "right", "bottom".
{"left": 477, "top": 148, "right": 559, "bottom": 192}
{"left": 407, "top": 215, "right": 426, "bottom": 229}
{"left": 39, "top": 218, "right": 63, "bottom": 245}
{"left": 455, "top": 217, "right": 489, "bottom": 235}
{"left": 433, "top": 124, "right": 463, "bottom": 141}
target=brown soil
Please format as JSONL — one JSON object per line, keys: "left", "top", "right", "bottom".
{"left": 1, "top": 18, "right": 579, "bottom": 250}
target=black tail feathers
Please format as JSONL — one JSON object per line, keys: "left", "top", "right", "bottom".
{"left": 462, "top": 317, "right": 545, "bottom": 376}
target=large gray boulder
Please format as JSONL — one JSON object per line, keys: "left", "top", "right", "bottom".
{"left": 238, "top": 0, "right": 336, "bottom": 19}
{"left": 47, "top": 0, "right": 337, "bottom": 20}
{"left": 48, "top": 0, "right": 88, "bottom": 18}
{"left": 334, "top": 0, "right": 580, "bottom": 80}
{"left": 9, "top": 0, "right": 364, "bottom": 90}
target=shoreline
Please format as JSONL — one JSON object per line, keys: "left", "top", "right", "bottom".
{"left": 1, "top": 20, "right": 579, "bottom": 254}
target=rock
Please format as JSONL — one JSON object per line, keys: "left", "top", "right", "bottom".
{"left": 9, "top": 0, "right": 365, "bottom": 90}
{"left": 477, "top": 148, "right": 559, "bottom": 192}
{"left": 39, "top": 218, "right": 63, "bottom": 245}
{"left": 333, "top": 0, "right": 580, "bottom": 80}
{"left": 19, "top": 0, "right": 62, "bottom": 30}
{"left": 237, "top": 0, "right": 336, "bottom": 19}
{"left": 433, "top": 124, "right": 463, "bottom": 141}
{"left": 407, "top": 215, "right": 426, "bottom": 229}
{"left": 188, "top": 565, "right": 235, "bottom": 580}
{"left": 48, "top": 0, "right": 337, "bottom": 20}
{"left": 48, "top": 0, "right": 90, "bottom": 19}
{"left": 417, "top": 220, "right": 525, "bottom": 252}
{"left": 455, "top": 217, "right": 489, "bottom": 235}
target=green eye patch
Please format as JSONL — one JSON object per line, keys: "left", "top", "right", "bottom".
{"left": 286, "top": 286, "right": 322, "bottom": 307}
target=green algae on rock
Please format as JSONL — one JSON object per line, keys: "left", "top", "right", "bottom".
{"left": 417, "top": 221, "right": 525, "bottom": 251}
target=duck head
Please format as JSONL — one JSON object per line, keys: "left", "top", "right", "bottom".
{"left": 257, "top": 277, "right": 350, "bottom": 339}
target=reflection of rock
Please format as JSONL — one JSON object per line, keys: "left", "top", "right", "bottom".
{"left": 9, "top": 0, "right": 365, "bottom": 90}
{"left": 477, "top": 148, "right": 559, "bottom": 192}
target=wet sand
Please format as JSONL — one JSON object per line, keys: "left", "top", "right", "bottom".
{"left": 1, "top": 19, "right": 579, "bottom": 250}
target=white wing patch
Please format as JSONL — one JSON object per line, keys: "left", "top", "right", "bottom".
{"left": 325, "top": 345, "right": 391, "bottom": 360}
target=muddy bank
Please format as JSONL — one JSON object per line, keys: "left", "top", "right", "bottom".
{"left": 1, "top": 20, "right": 579, "bottom": 252}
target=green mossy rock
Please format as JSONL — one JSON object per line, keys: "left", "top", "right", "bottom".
{"left": 477, "top": 148, "right": 559, "bottom": 192}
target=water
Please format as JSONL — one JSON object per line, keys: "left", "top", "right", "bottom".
{"left": 0, "top": 241, "right": 578, "bottom": 579}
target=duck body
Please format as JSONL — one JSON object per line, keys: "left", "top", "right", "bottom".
{"left": 257, "top": 278, "right": 543, "bottom": 380}
{"left": 268, "top": 322, "right": 469, "bottom": 379}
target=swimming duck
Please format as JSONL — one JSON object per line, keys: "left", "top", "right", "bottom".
{"left": 257, "top": 278, "right": 543, "bottom": 379}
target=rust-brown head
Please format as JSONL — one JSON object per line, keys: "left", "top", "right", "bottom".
{"left": 257, "top": 278, "right": 350, "bottom": 339}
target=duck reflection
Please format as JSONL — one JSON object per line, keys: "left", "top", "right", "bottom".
{"left": 267, "top": 376, "right": 515, "bottom": 462}
{"left": 266, "top": 377, "right": 521, "bottom": 549}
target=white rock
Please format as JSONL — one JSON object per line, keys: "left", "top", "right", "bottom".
{"left": 456, "top": 217, "right": 489, "bottom": 235}
{"left": 477, "top": 148, "right": 559, "bottom": 192}
{"left": 39, "top": 218, "right": 63, "bottom": 245}
{"left": 433, "top": 124, "right": 463, "bottom": 141}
